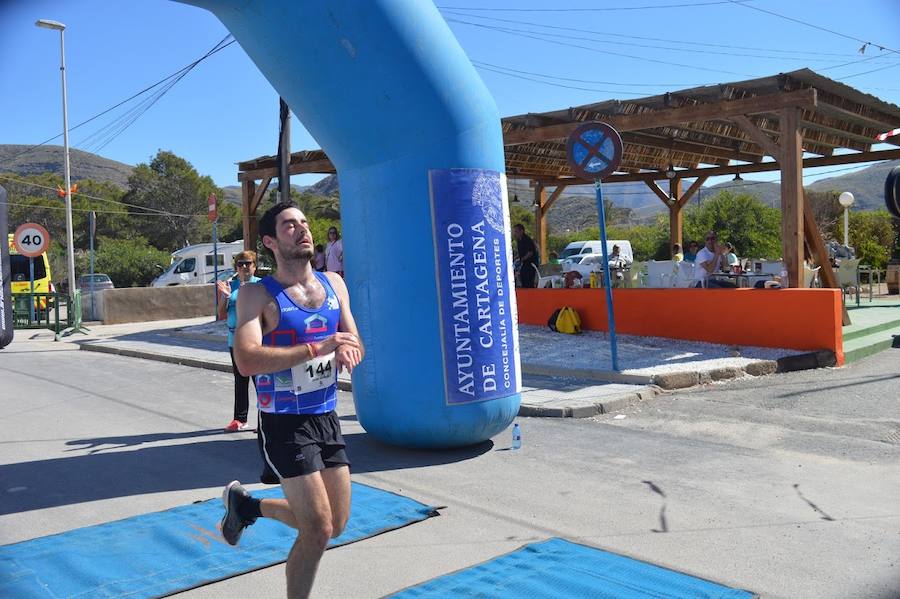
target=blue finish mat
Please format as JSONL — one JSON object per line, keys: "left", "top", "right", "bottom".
{"left": 0, "top": 482, "right": 438, "bottom": 598}
{"left": 391, "top": 538, "right": 755, "bottom": 598}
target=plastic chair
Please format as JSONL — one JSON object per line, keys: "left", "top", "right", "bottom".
{"left": 646, "top": 260, "right": 675, "bottom": 288}
{"left": 803, "top": 265, "right": 821, "bottom": 288}
{"left": 837, "top": 258, "right": 861, "bottom": 303}
{"left": 675, "top": 261, "right": 697, "bottom": 288}
{"left": 760, "top": 260, "right": 784, "bottom": 275}
{"left": 625, "top": 261, "right": 646, "bottom": 288}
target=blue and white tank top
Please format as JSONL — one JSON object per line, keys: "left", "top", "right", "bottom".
{"left": 255, "top": 272, "right": 341, "bottom": 415}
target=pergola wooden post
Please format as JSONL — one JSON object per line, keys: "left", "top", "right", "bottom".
{"left": 780, "top": 107, "right": 805, "bottom": 291}
{"left": 240, "top": 176, "right": 272, "bottom": 251}
{"left": 645, "top": 176, "right": 705, "bottom": 251}
{"left": 668, "top": 178, "right": 682, "bottom": 249}
{"left": 533, "top": 181, "right": 546, "bottom": 263}
{"left": 532, "top": 183, "right": 567, "bottom": 262}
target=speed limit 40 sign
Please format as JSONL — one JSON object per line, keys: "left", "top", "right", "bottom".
{"left": 13, "top": 223, "right": 51, "bottom": 258}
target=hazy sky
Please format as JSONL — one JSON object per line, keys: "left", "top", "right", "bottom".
{"left": 2, "top": 0, "right": 899, "bottom": 189}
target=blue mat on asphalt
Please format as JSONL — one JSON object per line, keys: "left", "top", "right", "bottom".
{"left": 391, "top": 538, "right": 755, "bottom": 598}
{"left": 0, "top": 482, "right": 438, "bottom": 598}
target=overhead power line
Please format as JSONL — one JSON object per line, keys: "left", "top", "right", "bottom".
{"left": 0, "top": 198, "right": 207, "bottom": 218}
{"left": 726, "top": 0, "right": 899, "bottom": 56}
{"left": 5, "top": 35, "right": 235, "bottom": 164}
{"left": 0, "top": 174, "right": 202, "bottom": 218}
{"left": 445, "top": 18, "right": 754, "bottom": 77}
{"left": 440, "top": 1, "right": 754, "bottom": 12}
{"left": 78, "top": 35, "right": 235, "bottom": 154}
{"left": 474, "top": 63, "right": 647, "bottom": 95}
{"left": 445, "top": 10, "right": 900, "bottom": 65}
{"left": 473, "top": 60, "right": 707, "bottom": 87}
{"left": 442, "top": 9, "right": 898, "bottom": 59}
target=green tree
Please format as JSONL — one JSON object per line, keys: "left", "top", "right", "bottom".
{"left": 75, "top": 236, "right": 171, "bottom": 287}
{"left": 508, "top": 203, "right": 535, "bottom": 232}
{"left": 836, "top": 210, "right": 895, "bottom": 269}
{"left": 122, "top": 150, "right": 221, "bottom": 250}
{"left": 684, "top": 190, "right": 782, "bottom": 259}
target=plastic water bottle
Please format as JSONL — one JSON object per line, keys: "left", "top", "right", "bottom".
{"left": 780, "top": 269, "right": 789, "bottom": 287}
{"left": 511, "top": 423, "right": 522, "bottom": 450}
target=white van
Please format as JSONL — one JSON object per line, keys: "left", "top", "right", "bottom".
{"left": 560, "top": 240, "right": 633, "bottom": 266}
{"left": 151, "top": 240, "right": 245, "bottom": 287}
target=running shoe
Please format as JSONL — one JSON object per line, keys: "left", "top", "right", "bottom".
{"left": 220, "top": 480, "right": 256, "bottom": 546}
{"left": 224, "top": 419, "right": 250, "bottom": 432}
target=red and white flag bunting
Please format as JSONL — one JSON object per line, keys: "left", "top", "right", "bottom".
{"left": 875, "top": 128, "right": 900, "bottom": 142}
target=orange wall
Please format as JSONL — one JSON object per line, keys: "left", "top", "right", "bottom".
{"left": 516, "top": 288, "right": 844, "bottom": 364}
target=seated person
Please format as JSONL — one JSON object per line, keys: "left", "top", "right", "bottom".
{"left": 672, "top": 243, "right": 684, "bottom": 263}
{"left": 563, "top": 270, "right": 583, "bottom": 288}
{"left": 684, "top": 241, "right": 699, "bottom": 263}
{"left": 693, "top": 231, "right": 736, "bottom": 288}
{"left": 723, "top": 243, "right": 739, "bottom": 270}
{"left": 608, "top": 244, "right": 629, "bottom": 284}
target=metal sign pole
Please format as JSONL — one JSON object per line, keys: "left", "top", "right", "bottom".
{"left": 89, "top": 211, "right": 95, "bottom": 319}
{"left": 565, "top": 121, "right": 624, "bottom": 372}
{"left": 595, "top": 179, "right": 619, "bottom": 371}
{"left": 209, "top": 192, "right": 219, "bottom": 318}
{"left": 29, "top": 257, "right": 35, "bottom": 323}
{"left": 213, "top": 219, "right": 219, "bottom": 316}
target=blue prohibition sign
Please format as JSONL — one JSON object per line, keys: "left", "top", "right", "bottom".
{"left": 566, "top": 122, "right": 623, "bottom": 181}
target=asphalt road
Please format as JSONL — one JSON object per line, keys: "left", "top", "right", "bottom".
{"left": 1, "top": 337, "right": 897, "bottom": 598}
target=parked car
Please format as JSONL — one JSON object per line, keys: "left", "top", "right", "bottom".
{"left": 78, "top": 274, "right": 114, "bottom": 294}
{"left": 560, "top": 240, "right": 633, "bottom": 272}
{"left": 151, "top": 240, "right": 244, "bottom": 287}
{"left": 558, "top": 240, "right": 633, "bottom": 266}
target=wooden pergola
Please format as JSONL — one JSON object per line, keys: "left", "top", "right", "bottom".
{"left": 237, "top": 69, "right": 900, "bottom": 294}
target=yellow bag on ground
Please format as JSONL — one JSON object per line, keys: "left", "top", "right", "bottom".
{"left": 548, "top": 306, "right": 582, "bottom": 335}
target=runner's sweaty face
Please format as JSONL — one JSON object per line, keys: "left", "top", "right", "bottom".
{"left": 273, "top": 208, "right": 315, "bottom": 262}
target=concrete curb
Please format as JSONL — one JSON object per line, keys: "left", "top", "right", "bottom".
{"left": 775, "top": 350, "right": 837, "bottom": 372}
{"left": 79, "top": 342, "right": 233, "bottom": 373}
{"left": 78, "top": 339, "right": 833, "bottom": 418}
{"left": 78, "top": 342, "right": 353, "bottom": 391}
{"left": 519, "top": 387, "right": 661, "bottom": 418}
{"left": 521, "top": 363, "right": 653, "bottom": 385}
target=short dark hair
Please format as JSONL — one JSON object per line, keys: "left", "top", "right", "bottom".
{"left": 259, "top": 202, "right": 297, "bottom": 261}
{"left": 513, "top": 223, "right": 525, "bottom": 232}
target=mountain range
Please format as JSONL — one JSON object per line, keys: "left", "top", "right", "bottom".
{"left": 2, "top": 144, "right": 895, "bottom": 232}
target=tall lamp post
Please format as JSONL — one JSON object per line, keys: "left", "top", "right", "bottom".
{"left": 839, "top": 191, "right": 855, "bottom": 249}
{"left": 35, "top": 19, "right": 76, "bottom": 307}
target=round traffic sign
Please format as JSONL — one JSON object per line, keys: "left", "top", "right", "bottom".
{"left": 885, "top": 165, "right": 900, "bottom": 219}
{"left": 13, "top": 223, "right": 50, "bottom": 257}
{"left": 566, "top": 121, "right": 624, "bottom": 181}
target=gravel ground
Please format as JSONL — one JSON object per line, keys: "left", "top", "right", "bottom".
{"left": 517, "top": 324, "right": 802, "bottom": 376}
{"left": 179, "top": 320, "right": 802, "bottom": 377}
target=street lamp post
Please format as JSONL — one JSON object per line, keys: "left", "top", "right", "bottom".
{"left": 839, "top": 191, "right": 855, "bottom": 249}
{"left": 35, "top": 19, "right": 76, "bottom": 308}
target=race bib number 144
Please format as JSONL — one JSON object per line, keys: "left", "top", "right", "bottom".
{"left": 290, "top": 353, "right": 336, "bottom": 395}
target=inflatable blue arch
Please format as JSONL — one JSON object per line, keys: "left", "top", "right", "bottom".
{"left": 180, "top": 0, "right": 521, "bottom": 448}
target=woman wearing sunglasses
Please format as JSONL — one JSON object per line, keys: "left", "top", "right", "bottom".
{"left": 325, "top": 226, "right": 344, "bottom": 277}
{"left": 217, "top": 251, "right": 262, "bottom": 432}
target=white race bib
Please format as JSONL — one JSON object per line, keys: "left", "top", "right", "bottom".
{"left": 290, "top": 353, "right": 337, "bottom": 395}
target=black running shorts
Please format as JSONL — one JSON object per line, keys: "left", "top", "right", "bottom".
{"left": 259, "top": 410, "right": 350, "bottom": 479}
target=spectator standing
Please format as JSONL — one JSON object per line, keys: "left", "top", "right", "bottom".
{"left": 512, "top": 224, "right": 539, "bottom": 288}
{"left": 313, "top": 244, "right": 326, "bottom": 272}
{"left": 672, "top": 243, "right": 684, "bottom": 263}
{"left": 216, "top": 251, "right": 262, "bottom": 431}
{"left": 325, "top": 227, "right": 344, "bottom": 276}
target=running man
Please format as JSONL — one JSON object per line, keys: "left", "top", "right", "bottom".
{"left": 222, "top": 202, "right": 364, "bottom": 599}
